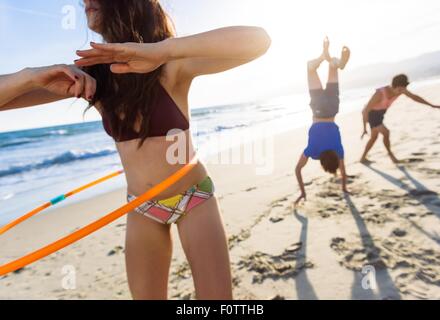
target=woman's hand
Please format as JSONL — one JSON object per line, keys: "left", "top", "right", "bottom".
{"left": 75, "top": 42, "right": 168, "bottom": 74}
{"left": 27, "top": 65, "right": 96, "bottom": 100}
{"left": 361, "top": 129, "right": 369, "bottom": 139}
{"left": 294, "top": 192, "right": 307, "bottom": 207}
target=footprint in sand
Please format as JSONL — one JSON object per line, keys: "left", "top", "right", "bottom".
{"left": 401, "top": 212, "right": 418, "bottom": 219}
{"left": 316, "top": 191, "right": 342, "bottom": 199}
{"left": 382, "top": 202, "right": 401, "bottom": 210}
{"left": 237, "top": 243, "right": 313, "bottom": 284}
{"left": 392, "top": 228, "right": 407, "bottom": 237}
{"left": 331, "top": 235, "right": 440, "bottom": 298}
{"left": 418, "top": 167, "right": 440, "bottom": 176}
{"left": 411, "top": 152, "right": 427, "bottom": 157}
{"left": 404, "top": 158, "right": 425, "bottom": 164}
{"left": 107, "top": 246, "right": 124, "bottom": 256}
{"left": 318, "top": 210, "right": 331, "bottom": 219}
{"left": 269, "top": 216, "right": 284, "bottom": 223}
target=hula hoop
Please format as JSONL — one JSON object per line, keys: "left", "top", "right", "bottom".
{"left": 0, "top": 158, "right": 197, "bottom": 277}
{"left": 0, "top": 170, "right": 124, "bottom": 237}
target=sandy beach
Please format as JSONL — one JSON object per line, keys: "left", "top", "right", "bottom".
{"left": 1, "top": 82, "right": 439, "bottom": 300}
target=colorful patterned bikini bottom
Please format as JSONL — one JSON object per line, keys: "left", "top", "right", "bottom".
{"left": 127, "top": 176, "right": 215, "bottom": 225}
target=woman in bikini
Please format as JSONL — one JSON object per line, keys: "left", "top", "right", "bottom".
{"left": 295, "top": 38, "right": 351, "bottom": 206}
{"left": 1, "top": 0, "right": 271, "bottom": 299}
{"left": 360, "top": 74, "right": 440, "bottom": 164}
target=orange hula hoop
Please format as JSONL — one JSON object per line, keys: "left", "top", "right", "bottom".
{"left": 0, "top": 158, "right": 197, "bottom": 277}
{"left": 0, "top": 170, "right": 124, "bottom": 237}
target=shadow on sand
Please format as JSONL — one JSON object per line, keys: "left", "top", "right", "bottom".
{"left": 344, "top": 195, "right": 402, "bottom": 300}
{"left": 363, "top": 164, "right": 440, "bottom": 243}
{"left": 293, "top": 209, "right": 318, "bottom": 300}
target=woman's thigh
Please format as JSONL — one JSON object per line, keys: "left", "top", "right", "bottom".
{"left": 177, "top": 197, "right": 233, "bottom": 300}
{"left": 377, "top": 124, "right": 390, "bottom": 136}
{"left": 125, "top": 211, "right": 173, "bottom": 300}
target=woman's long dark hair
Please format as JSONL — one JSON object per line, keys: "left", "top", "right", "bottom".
{"left": 85, "top": 0, "right": 175, "bottom": 145}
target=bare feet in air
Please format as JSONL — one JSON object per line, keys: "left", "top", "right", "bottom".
{"left": 339, "top": 46, "right": 351, "bottom": 70}
{"left": 323, "top": 36, "right": 331, "bottom": 62}
{"left": 308, "top": 37, "right": 331, "bottom": 71}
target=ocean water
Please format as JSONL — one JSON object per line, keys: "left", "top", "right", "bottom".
{"left": 0, "top": 84, "right": 390, "bottom": 226}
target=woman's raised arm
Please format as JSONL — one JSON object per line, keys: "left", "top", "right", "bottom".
{"left": 75, "top": 26, "right": 271, "bottom": 79}
{"left": 0, "top": 65, "right": 96, "bottom": 111}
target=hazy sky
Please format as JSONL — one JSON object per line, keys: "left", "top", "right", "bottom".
{"left": 1, "top": 0, "right": 440, "bottom": 132}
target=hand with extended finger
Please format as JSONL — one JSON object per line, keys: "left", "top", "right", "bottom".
{"left": 75, "top": 41, "right": 169, "bottom": 74}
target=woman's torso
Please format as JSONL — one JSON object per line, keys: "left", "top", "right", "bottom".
{"left": 371, "top": 86, "right": 399, "bottom": 111}
{"left": 96, "top": 65, "right": 208, "bottom": 199}
{"left": 116, "top": 134, "right": 208, "bottom": 199}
